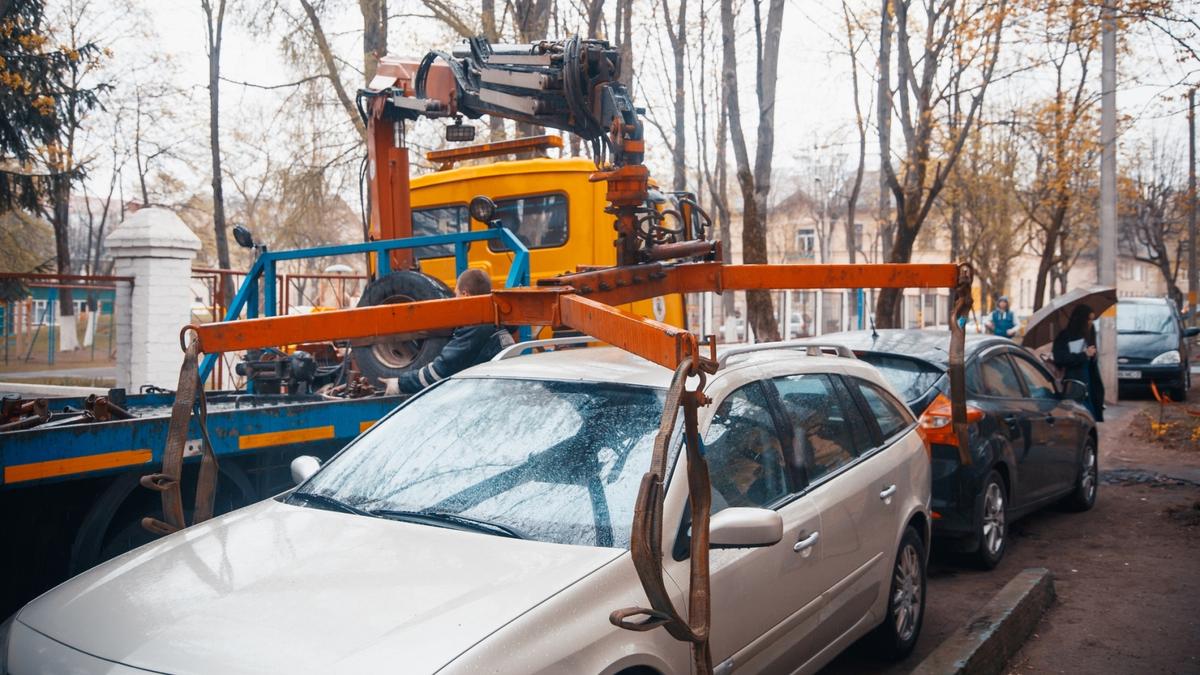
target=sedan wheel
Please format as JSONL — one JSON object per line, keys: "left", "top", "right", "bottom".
{"left": 870, "top": 526, "right": 927, "bottom": 660}
{"left": 1065, "top": 439, "right": 1099, "bottom": 512}
{"left": 974, "top": 471, "right": 1007, "bottom": 569}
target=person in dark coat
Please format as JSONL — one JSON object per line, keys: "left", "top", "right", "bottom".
{"left": 1052, "top": 304, "right": 1105, "bottom": 421}
{"left": 398, "top": 268, "right": 514, "bottom": 394}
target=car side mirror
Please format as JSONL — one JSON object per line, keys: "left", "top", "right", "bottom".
{"left": 709, "top": 507, "right": 783, "bottom": 548}
{"left": 1061, "top": 379, "right": 1089, "bottom": 402}
{"left": 1183, "top": 326, "right": 1200, "bottom": 339}
{"left": 290, "top": 455, "right": 321, "bottom": 485}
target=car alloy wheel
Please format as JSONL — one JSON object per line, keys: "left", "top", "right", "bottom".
{"left": 1081, "top": 446, "right": 1097, "bottom": 503}
{"left": 892, "top": 542, "right": 922, "bottom": 643}
{"left": 1065, "top": 440, "right": 1099, "bottom": 512}
{"left": 982, "top": 481, "right": 1005, "bottom": 558}
{"left": 870, "top": 526, "right": 926, "bottom": 659}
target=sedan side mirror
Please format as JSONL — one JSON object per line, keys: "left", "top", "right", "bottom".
{"left": 1061, "top": 379, "right": 1089, "bottom": 402}
{"left": 290, "top": 455, "right": 321, "bottom": 485}
{"left": 709, "top": 507, "right": 783, "bottom": 548}
{"left": 1183, "top": 326, "right": 1200, "bottom": 339}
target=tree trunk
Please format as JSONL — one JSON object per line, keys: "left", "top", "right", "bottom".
{"left": 360, "top": 0, "right": 387, "bottom": 83}
{"left": 204, "top": 0, "right": 234, "bottom": 302}
{"left": 721, "top": 0, "right": 782, "bottom": 342}
{"left": 664, "top": 0, "right": 687, "bottom": 191}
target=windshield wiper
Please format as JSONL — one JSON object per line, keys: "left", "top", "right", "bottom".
{"left": 1117, "top": 330, "right": 1158, "bottom": 335}
{"left": 370, "top": 508, "right": 525, "bottom": 539}
{"left": 289, "top": 491, "right": 372, "bottom": 517}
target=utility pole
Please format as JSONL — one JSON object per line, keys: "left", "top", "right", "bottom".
{"left": 1188, "top": 87, "right": 1197, "bottom": 325}
{"left": 1098, "top": 4, "right": 1118, "bottom": 404}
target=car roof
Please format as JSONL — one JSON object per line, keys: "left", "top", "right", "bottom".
{"left": 456, "top": 343, "right": 891, "bottom": 390}
{"left": 812, "top": 329, "right": 1010, "bottom": 367}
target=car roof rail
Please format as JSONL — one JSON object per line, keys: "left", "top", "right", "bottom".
{"left": 718, "top": 341, "right": 857, "bottom": 367}
{"left": 491, "top": 335, "right": 597, "bottom": 361}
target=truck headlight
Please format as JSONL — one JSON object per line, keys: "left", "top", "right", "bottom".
{"left": 1151, "top": 350, "right": 1181, "bottom": 365}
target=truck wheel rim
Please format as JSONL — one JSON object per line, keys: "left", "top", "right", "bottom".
{"left": 892, "top": 542, "right": 922, "bottom": 642}
{"left": 370, "top": 293, "right": 423, "bottom": 368}
{"left": 982, "top": 482, "right": 1005, "bottom": 556}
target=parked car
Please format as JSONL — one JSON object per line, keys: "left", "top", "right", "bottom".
{"left": 807, "top": 330, "right": 1098, "bottom": 568}
{"left": 2, "top": 343, "right": 931, "bottom": 675}
{"left": 1116, "top": 297, "right": 1199, "bottom": 400}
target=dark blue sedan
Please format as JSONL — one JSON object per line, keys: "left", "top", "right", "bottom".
{"left": 812, "top": 330, "right": 1098, "bottom": 568}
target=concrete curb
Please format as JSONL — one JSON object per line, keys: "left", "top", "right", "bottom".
{"left": 912, "top": 567, "right": 1055, "bottom": 675}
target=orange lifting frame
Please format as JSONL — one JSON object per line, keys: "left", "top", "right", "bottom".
{"left": 188, "top": 262, "right": 965, "bottom": 367}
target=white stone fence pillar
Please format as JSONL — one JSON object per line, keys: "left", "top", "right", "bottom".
{"left": 105, "top": 208, "right": 201, "bottom": 391}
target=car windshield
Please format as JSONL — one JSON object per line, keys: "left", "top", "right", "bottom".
{"left": 855, "top": 353, "right": 943, "bottom": 404}
{"left": 296, "top": 378, "right": 669, "bottom": 549}
{"left": 1117, "top": 303, "right": 1175, "bottom": 334}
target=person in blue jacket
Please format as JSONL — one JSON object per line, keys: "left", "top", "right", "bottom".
{"left": 985, "top": 296, "right": 1018, "bottom": 337}
{"left": 398, "top": 268, "right": 514, "bottom": 394}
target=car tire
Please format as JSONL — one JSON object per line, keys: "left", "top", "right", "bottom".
{"left": 1064, "top": 438, "right": 1099, "bottom": 512}
{"left": 869, "top": 525, "right": 927, "bottom": 660}
{"left": 1168, "top": 368, "right": 1190, "bottom": 402}
{"left": 350, "top": 271, "right": 453, "bottom": 385}
{"left": 973, "top": 470, "right": 1007, "bottom": 570}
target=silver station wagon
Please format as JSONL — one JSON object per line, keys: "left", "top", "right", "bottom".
{"left": 2, "top": 343, "right": 931, "bottom": 674}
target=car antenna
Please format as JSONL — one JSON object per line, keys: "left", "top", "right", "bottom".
{"left": 869, "top": 313, "right": 878, "bottom": 340}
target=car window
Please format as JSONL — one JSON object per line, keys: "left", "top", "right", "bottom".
{"left": 412, "top": 205, "right": 467, "bottom": 259}
{"left": 488, "top": 194, "right": 569, "bottom": 252}
{"left": 297, "top": 378, "right": 670, "bottom": 549}
{"left": 965, "top": 361, "right": 983, "bottom": 396}
{"left": 704, "top": 383, "right": 790, "bottom": 512}
{"left": 772, "top": 374, "right": 859, "bottom": 482}
{"left": 854, "top": 380, "right": 915, "bottom": 440}
{"left": 979, "top": 355, "right": 1024, "bottom": 398}
{"left": 1010, "top": 355, "right": 1057, "bottom": 399}
{"left": 855, "top": 353, "right": 943, "bottom": 405}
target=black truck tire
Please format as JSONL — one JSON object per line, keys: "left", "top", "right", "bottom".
{"left": 351, "top": 271, "right": 453, "bottom": 385}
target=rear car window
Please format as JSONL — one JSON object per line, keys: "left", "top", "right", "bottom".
{"left": 772, "top": 374, "right": 860, "bottom": 482}
{"left": 854, "top": 380, "right": 914, "bottom": 440}
{"left": 704, "top": 383, "right": 790, "bottom": 512}
{"left": 856, "top": 353, "right": 942, "bottom": 404}
{"left": 412, "top": 205, "right": 468, "bottom": 259}
{"left": 488, "top": 194, "right": 569, "bottom": 252}
{"left": 980, "top": 355, "right": 1024, "bottom": 398}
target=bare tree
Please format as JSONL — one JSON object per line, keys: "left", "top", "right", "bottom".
{"left": 661, "top": 0, "right": 688, "bottom": 190}
{"left": 721, "top": 0, "right": 785, "bottom": 342}
{"left": 872, "top": 0, "right": 1008, "bottom": 326}
{"left": 842, "top": 0, "right": 870, "bottom": 324}
{"left": 201, "top": 0, "right": 235, "bottom": 302}
{"left": 1120, "top": 146, "right": 1188, "bottom": 307}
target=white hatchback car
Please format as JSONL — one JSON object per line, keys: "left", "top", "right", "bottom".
{"left": 1, "top": 343, "right": 931, "bottom": 675}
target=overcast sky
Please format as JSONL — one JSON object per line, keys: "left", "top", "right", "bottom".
{"left": 90, "top": 0, "right": 1198, "bottom": 201}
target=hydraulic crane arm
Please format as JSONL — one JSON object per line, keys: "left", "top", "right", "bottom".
{"left": 361, "top": 37, "right": 693, "bottom": 268}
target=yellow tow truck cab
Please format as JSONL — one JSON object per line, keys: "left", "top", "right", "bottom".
{"left": 407, "top": 156, "right": 687, "bottom": 330}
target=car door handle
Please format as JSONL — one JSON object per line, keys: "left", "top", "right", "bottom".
{"left": 793, "top": 531, "right": 819, "bottom": 554}
{"left": 1003, "top": 414, "right": 1018, "bottom": 425}
{"left": 879, "top": 484, "right": 897, "bottom": 501}
{"left": 1045, "top": 415, "right": 1056, "bottom": 425}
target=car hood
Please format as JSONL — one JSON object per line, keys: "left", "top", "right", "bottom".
{"left": 17, "top": 499, "right": 623, "bottom": 674}
{"left": 1117, "top": 331, "right": 1177, "bottom": 360}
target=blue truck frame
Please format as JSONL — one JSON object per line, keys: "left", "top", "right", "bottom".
{"left": 0, "top": 228, "right": 530, "bottom": 615}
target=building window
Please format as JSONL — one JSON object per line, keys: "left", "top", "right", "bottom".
{"left": 795, "top": 228, "right": 815, "bottom": 258}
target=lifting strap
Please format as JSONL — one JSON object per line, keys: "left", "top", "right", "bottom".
{"left": 611, "top": 360, "right": 717, "bottom": 674}
{"left": 140, "top": 337, "right": 220, "bottom": 535}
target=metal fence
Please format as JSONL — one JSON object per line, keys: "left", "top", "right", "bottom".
{"left": 0, "top": 273, "right": 132, "bottom": 380}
